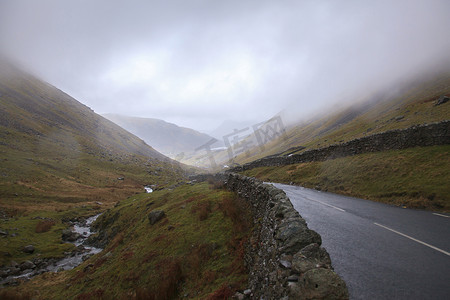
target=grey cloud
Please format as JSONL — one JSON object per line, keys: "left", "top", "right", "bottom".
{"left": 1, "top": 0, "right": 449, "bottom": 131}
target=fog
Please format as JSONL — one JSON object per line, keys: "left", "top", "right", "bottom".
{"left": 1, "top": 0, "right": 449, "bottom": 132}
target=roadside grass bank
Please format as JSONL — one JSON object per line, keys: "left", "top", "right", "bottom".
{"left": 242, "top": 145, "right": 450, "bottom": 212}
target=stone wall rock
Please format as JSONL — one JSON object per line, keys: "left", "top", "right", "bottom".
{"left": 224, "top": 173, "right": 348, "bottom": 299}
{"left": 229, "top": 120, "right": 450, "bottom": 172}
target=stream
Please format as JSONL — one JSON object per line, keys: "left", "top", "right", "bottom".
{"left": 0, "top": 214, "right": 103, "bottom": 286}
{"left": 46, "top": 214, "right": 102, "bottom": 272}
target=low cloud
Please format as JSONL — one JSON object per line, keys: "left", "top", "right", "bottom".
{"left": 1, "top": 0, "right": 449, "bottom": 131}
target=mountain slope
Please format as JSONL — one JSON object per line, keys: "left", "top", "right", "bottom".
{"left": 0, "top": 60, "right": 184, "bottom": 214}
{"left": 231, "top": 72, "right": 450, "bottom": 211}
{"left": 103, "top": 114, "right": 214, "bottom": 158}
{"left": 242, "top": 145, "right": 450, "bottom": 211}
{"left": 233, "top": 72, "right": 450, "bottom": 164}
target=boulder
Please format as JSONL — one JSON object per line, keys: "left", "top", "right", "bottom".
{"left": 8, "top": 266, "right": 21, "bottom": 276}
{"left": 62, "top": 229, "right": 80, "bottom": 242}
{"left": 435, "top": 95, "right": 449, "bottom": 106}
{"left": 20, "top": 260, "right": 35, "bottom": 270}
{"left": 9, "top": 261, "right": 19, "bottom": 268}
{"left": 148, "top": 210, "right": 165, "bottom": 225}
{"left": 23, "top": 245, "right": 35, "bottom": 254}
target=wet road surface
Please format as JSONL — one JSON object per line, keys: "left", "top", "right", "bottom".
{"left": 272, "top": 183, "right": 450, "bottom": 300}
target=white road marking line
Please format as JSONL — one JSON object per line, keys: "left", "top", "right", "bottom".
{"left": 284, "top": 188, "right": 346, "bottom": 212}
{"left": 374, "top": 223, "right": 450, "bottom": 256}
{"left": 309, "top": 198, "right": 346, "bottom": 212}
{"left": 433, "top": 213, "right": 450, "bottom": 218}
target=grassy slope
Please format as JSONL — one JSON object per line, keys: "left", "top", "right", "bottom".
{"left": 235, "top": 72, "right": 450, "bottom": 164}
{"left": 0, "top": 61, "right": 186, "bottom": 265}
{"left": 226, "top": 74, "right": 450, "bottom": 212}
{"left": 5, "top": 182, "right": 251, "bottom": 299}
{"left": 185, "top": 73, "right": 450, "bottom": 170}
{"left": 243, "top": 145, "right": 450, "bottom": 212}
{"left": 0, "top": 61, "right": 186, "bottom": 212}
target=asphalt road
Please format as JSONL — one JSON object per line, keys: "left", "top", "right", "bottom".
{"left": 271, "top": 183, "right": 450, "bottom": 300}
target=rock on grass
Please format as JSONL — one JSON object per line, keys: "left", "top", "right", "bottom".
{"left": 148, "top": 210, "right": 165, "bottom": 225}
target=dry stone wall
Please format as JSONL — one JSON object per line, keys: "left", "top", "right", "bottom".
{"left": 223, "top": 173, "right": 348, "bottom": 299}
{"left": 230, "top": 120, "right": 450, "bottom": 172}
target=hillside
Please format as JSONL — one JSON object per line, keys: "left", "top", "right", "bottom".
{"left": 0, "top": 61, "right": 185, "bottom": 210}
{"left": 0, "top": 60, "right": 186, "bottom": 265}
{"left": 168, "top": 73, "right": 450, "bottom": 170}
{"left": 233, "top": 72, "right": 450, "bottom": 164}
{"left": 103, "top": 114, "right": 215, "bottom": 159}
{"left": 2, "top": 181, "right": 251, "bottom": 299}
{"left": 242, "top": 145, "right": 450, "bottom": 211}
{"left": 231, "top": 73, "right": 450, "bottom": 211}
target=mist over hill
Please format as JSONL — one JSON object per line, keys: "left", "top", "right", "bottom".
{"left": 0, "top": 59, "right": 184, "bottom": 211}
{"left": 207, "top": 119, "right": 259, "bottom": 141}
{"left": 103, "top": 113, "right": 216, "bottom": 158}
{"left": 194, "top": 72, "right": 450, "bottom": 169}
{"left": 0, "top": 61, "right": 168, "bottom": 160}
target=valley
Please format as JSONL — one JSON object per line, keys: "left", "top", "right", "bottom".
{"left": 1, "top": 1, "right": 449, "bottom": 298}
{"left": 1, "top": 63, "right": 449, "bottom": 298}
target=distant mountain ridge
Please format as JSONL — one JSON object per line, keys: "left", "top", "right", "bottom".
{"left": 103, "top": 114, "right": 215, "bottom": 158}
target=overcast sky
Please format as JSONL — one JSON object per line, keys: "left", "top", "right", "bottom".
{"left": 1, "top": 0, "right": 449, "bottom": 132}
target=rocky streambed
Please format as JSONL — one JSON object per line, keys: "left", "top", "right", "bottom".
{"left": 0, "top": 214, "right": 102, "bottom": 287}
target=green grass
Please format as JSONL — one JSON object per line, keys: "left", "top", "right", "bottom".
{"left": 0, "top": 134, "right": 183, "bottom": 213}
{"left": 243, "top": 145, "right": 450, "bottom": 212}
{"left": 8, "top": 181, "right": 251, "bottom": 299}
{"left": 0, "top": 206, "right": 105, "bottom": 266}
